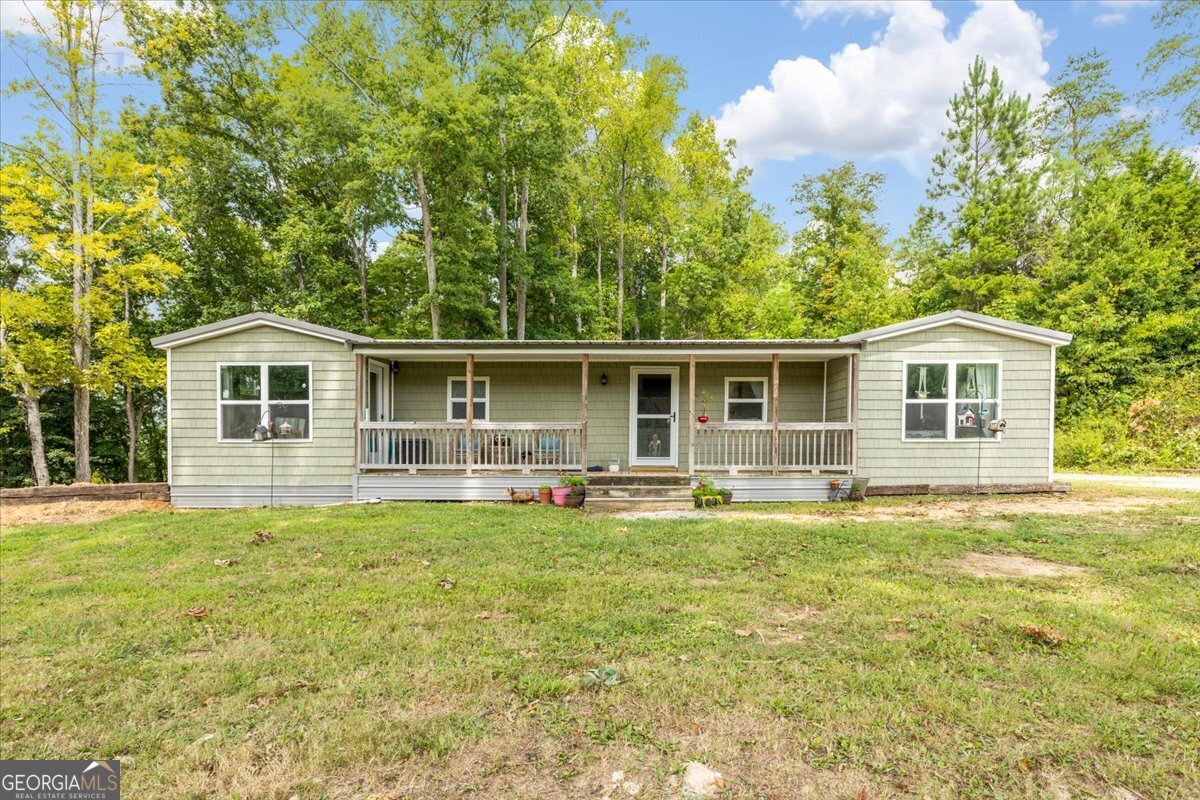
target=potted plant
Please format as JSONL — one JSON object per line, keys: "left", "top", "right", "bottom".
{"left": 696, "top": 390, "right": 712, "bottom": 424}
{"left": 538, "top": 484, "right": 553, "bottom": 504}
{"left": 559, "top": 475, "right": 587, "bottom": 508}
{"left": 692, "top": 476, "right": 725, "bottom": 508}
{"left": 848, "top": 482, "right": 866, "bottom": 502}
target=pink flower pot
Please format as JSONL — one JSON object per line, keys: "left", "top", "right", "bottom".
{"left": 551, "top": 486, "right": 571, "bottom": 506}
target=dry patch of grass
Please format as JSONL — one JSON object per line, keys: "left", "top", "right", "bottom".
{"left": 956, "top": 552, "right": 1094, "bottom": 579}
{"left": 0, "top": 498, "right": 172, "bottom": 527}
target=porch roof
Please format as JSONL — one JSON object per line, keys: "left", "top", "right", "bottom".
{"left": 352, "top": 338, "right": 860, "bottom": 360}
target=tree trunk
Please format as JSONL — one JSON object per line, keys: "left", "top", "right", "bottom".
{"left": 69, "top": 42, "right": 92, "bottom": 484}
{"left": 616, "top": 162, "right": 628, "bottom": 340}
{"left": 595, "top": 227, "right": 603, "bottom": 316}
{"left": 659, "top": 238, "right": 669, "bottom": 340}
{"left": 125, "top": 385, "right": 142, "bottom": 483}
{"left": 571, "top": 223, "right": 582, "bottom": 334}
{"left": 25, "top": 394, "right": 51, "bottom": 487}
{"left": 415, "top": 166, "right": 439, "bottom": 339}
{"left": 356, "top": 228, "right": 370, "bottom": 325}
{"left": 516, "top": 171, "right": 529, "bottom": 341}
{"left": 497, "top": 107, "right": 509, "bottom": 337}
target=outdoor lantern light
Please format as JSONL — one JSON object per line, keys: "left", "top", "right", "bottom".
{"left": 600, "top": 372, "right": 608, "bottom": 386}
{"left": 390, "top": 360, "right": 400, "bottom": 375}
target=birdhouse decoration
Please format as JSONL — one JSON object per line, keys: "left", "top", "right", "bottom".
{"left": 956, "top": 405, "right": 975, "bottom": 427}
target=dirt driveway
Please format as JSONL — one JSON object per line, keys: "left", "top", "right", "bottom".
{"left": 1057, "top": 472, "right": 1200, "bottom": 492}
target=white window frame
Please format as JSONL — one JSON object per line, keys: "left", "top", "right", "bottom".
{"left": 900, "top": 359, "right": 1002, "bottom": 443}
{"left": 216, "top": 362, "right": 313, "bottom": 443}
{"left": 723, "top": 377, "right": 768, "bottom": 423}
{"left": 447, "top": 375, "right": 490, "bottom": 422}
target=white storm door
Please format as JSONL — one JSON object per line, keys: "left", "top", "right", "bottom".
{"left": 629, "top": 367, "right": 679, "bottom": 468}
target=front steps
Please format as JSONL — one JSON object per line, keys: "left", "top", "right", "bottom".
{"left": 584, "top": 473, "right": 694, "bottom": 511}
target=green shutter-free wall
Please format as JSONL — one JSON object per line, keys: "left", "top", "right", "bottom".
{"left": 857, "top": 323, "right": 1055, "bottom": 486}
{"left": 169, "top": 327, "right": 356, "bottom": 498}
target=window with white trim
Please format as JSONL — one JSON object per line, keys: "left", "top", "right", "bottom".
{"left": 448, "top": 377, "right": 489, "bottom": 421}
{"left": 218, "top": 364, "right": 311, "bottom": 441}
{"left": 903, "top": 361, "right": 1000, "bottom": 440}
{"left": 725, "top": 378, "right": 767, "bottom": 422}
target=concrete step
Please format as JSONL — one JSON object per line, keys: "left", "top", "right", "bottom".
{"left": 584, "top": 497, "right": 696, "bottom": 512}
{"left": 587, "top": 485, "right": 694, "bottom": 499}
{"left": 586, "top": 473, "right": 691, "bottom": 487}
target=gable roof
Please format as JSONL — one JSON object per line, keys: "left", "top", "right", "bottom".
{"left": 837, "top": 310, "right": 1073, "bottom": 347}
{"left": 151, "top": 312, "right": 371, "bottom": 349}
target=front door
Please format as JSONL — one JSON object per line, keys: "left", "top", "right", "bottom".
{"left": 629, "top": 367, "right": 679, "bottom": 468}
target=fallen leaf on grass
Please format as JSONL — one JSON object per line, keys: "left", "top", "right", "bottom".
{"left": 733, "top": 628, "right": 752, "bottom": 638}
{"left": 1016, "top": 623, "right": 1067, "bottom": 646}
{"left": 213, "top": 558, "right": 237, "bottom": 568}
{"left": 437, "top": 578, "right": 456, "bottom": 589}
{"left": 184, "top": 607, "right": 209, "bottom": 619}
{"left": 249, "top": 530, "right": 273, "bottom": 545}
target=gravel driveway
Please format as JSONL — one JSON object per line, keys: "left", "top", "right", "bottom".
{"left": 1057, "top": 472, "right": 1200, "bottom": 492}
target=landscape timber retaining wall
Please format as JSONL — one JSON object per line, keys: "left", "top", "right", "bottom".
{"left": 865, "top": 482, "right": 1070, "bottom": 497}
{"left": 0, "top": 482, "right": 170, "bottom": 507}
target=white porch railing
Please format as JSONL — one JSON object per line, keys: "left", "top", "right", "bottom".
{"left": 692, "top": 422, "right": 855, "bottom": 473}
{"left": 359, "top": 421, "right": 583, "bottom": 471}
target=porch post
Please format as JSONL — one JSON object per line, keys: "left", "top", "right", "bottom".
{"left": 850, "top": 353, "right": 859, "bottom": 474}
{"left": 770, "top": 353, "right": 780, "bottom": 475}
{"left": 821, "top": 359, "right": 828, "bottom": 470}
{"left": 687, "top": 354, "right": 696, "bottom": 474}
{"left": 580, "top": 354, "right": 589, "bottom": 472}
{"left": 465, "top": 354, "right": 475, "bottom": 475}
{"left": 354, "top": 353, "right": 363, "bottom": 469}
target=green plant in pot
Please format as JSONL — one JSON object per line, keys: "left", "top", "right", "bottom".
{"left": 692, "top": 476, "right": 725, "bottom": 507}
{"left": 558, "top": 474, "right": 587, "bottom": 508}
{"left": 538, "top": 484, "right": 553, "bottom": 504}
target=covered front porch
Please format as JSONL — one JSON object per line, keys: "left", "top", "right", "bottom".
{"left": 352, "top": 341, "right": 861, "bottom": 477}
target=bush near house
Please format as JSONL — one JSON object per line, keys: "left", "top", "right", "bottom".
{"left": 1057, "top": 368, "right": 1200, "bottom": 470}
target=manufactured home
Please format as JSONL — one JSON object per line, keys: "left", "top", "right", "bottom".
{"left": 151, "top": 310, "right": 1072, "bottom": 507}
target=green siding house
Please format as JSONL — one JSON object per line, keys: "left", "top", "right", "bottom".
{"left": 152, "top": 310, "right": 1072, "bottom": 507}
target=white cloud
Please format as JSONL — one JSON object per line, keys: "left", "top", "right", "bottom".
{"left": 715, "top": 1, "right": 1052, "bottom": 166}
{"left": 787, "top": 0, "right": 898, "bottom": 26}
{"left": 1091, "top": 0, "right": 1156, "bottom": 26}
{"left": 1, "top": 0, "right": 180, "bottom": 71}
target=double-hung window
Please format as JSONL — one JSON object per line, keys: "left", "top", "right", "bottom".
{"left": 725, "top": 378, "right": 767, "bottom": 422}
{"left": 218, "top": 364, "right": 311, "bottom": 441}
{"left": 903, "top": 361, "right": 1000, "bottom": 441}
{"left": 448, "top": 377, "right": 489, "bottom": 421}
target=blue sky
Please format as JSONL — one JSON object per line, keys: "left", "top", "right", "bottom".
{"left": 2, "top": 0, "right": 1185, "bottom": 240}
{"left": 613, "top": 0, "right": 1181, "bottom": 236}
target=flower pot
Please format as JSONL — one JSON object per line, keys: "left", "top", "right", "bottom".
{"left": 697, "top": 415, "right": 709, "bottom": 424}
{"left": 719, "top": 489, "right": 733, "bottom": 505}
{"left": 551, "top": 486, "right": 571, "bottom": 506}
{"left": 538, "top": 488, "right": 553, "bottom": 504}
{"left": 564, "top": 491, "right": 585, "bottom": 508}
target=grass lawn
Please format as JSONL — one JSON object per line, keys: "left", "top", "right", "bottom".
{"left": 2, "top": 491, "right": 1198, "bottom": 799}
